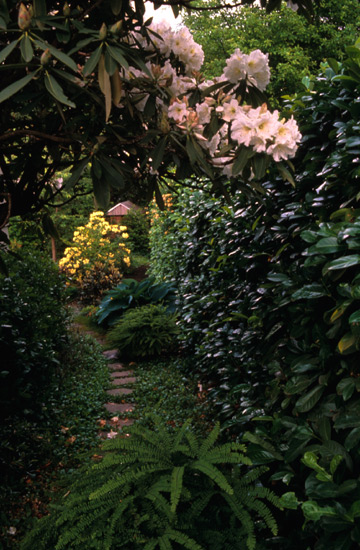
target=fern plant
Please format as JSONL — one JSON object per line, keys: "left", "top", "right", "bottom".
{"left": 106, "top": 304, "right": 179, "bottom": 359}
{"left": 21, "top": 418, "right": 282, "bottom": 550}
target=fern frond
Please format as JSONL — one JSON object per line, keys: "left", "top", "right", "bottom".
{"left": 245, "top": 498, "right": 278, "bottom": 535}
{"left": 89, "top": 465, "right": 162, "bottom": 500}
{"left": 191, "top": 460, "right": 234, "bottom": 495}
{"left": 173, "top": 419, "right": 192, "bottom": 450}
{"left": 167, "top": 529, "right": 205, "bottom": 550}
{"left": 158, "top": 535, "right": 173, "bottom": 550}
{"left": 198, "top": 422, "right": 220, "bottom": 456}
{"left": 185, "top": 490, "right": 213, "bottom": 521}
{"left": 247, "top": 485, "right": 283, "bottom": 508}
{"left": 144, "top": 539, "right": 159, "bottom": 550}
{"left": 184, "top": 429, "right": 199, "bottom": 456}
{"left": 235, "top": 465, "right": 269, "bottom": 486}
{"left": 223, "top": 492, "right": 255, "bottom": 549}
{"left": 103, "top": 495, "right": 134, "bottom": 550}
{"left": 170, "top": 465, "right": 185, "bottom": 513}
{"left": 204, "top": 446, "right": 251, "bottom": 465}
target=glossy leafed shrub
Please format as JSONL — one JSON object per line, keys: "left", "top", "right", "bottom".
{"left": 149, "top": 45, "right": 360, "bottom": 549}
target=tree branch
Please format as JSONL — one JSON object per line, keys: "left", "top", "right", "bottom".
{"left": 0, "top": 130, "right": 73, "bottom": 144}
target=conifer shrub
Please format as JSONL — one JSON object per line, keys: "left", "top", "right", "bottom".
{"left": 106, "top": 304, "right": 179, "bottom": 359}
{"left": 21, "top": 419, "right": 283, "bottom": 550}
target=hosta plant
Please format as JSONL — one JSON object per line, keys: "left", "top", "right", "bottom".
{"left": 96, "top": 278, "right": 177, "bottom": 327}
{"left": 21, "top": 418, "right": 282, "bottom": 550}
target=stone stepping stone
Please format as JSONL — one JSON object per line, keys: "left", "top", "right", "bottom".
{"left": 112, "top": 377, "right": 136, "bottom": 385}
{"left": 103, "top": 350, "right": 119, "bottom": 360}
{"left": 104, "top": 402, "right": 135, "bottom": 414}
{"left": 108, "top": 363, "right": 125, "bottom": 371}
{"left": 106, "top": 388, "right": 133, "bottom": 396}
{"left": 110, "top": 370, "right": 133, "bottom": 378}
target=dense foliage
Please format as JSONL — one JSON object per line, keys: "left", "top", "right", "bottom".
{"left": 184, "top": 1, "right": 360, "bottom": 108}
{"left": 123, "top": 208, "right": 150, "bottom": 256}
{"left": 96, "top": 277, "right": 177, "bottom": 326}
{"left": 149, "top": 44, "right": 360, "bottom": 549}
{"left": 21, "top": 418, "right": 282, "bottom": 550}
{"left": 106, "top": 303, "right": 179, "bottom": 359}
{"left": 0, "top": 249, "right": 68, "bottom": 419}
{"left": 0, "top": 0, "right": 301, "bottom": 232}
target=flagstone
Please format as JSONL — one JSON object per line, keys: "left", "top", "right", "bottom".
{"left": 104, "top": 402, "right": 135, "bottom": 414}
{"left": 106, "top": 388, "right": 134, "bottom": 396}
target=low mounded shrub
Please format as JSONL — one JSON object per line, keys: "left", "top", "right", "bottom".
{"left": 106, "top": 304, "right": 179, "bottom": 359}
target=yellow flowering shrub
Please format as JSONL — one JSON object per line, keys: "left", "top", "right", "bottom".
{"left": 59, "top": 211, "right": 131, "bottom": 303}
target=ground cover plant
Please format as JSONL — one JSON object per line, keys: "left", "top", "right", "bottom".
{"left": 149, "top": 43, "right": 360, "bottom": 549}
{"left": 0, "top": 247, "right": 110, "bottom": 549}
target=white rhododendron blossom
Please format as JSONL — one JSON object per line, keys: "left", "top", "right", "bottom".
{"left": 121, "top": 20, "right": 301, "bottom": 179}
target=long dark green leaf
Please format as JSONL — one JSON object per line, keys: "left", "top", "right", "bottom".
{"left": 83, "top": 45, "right": 102, "bottom": 76}
{"left": 152, "top": 137, "right": 167, "bottom": 171}
{"left": 44, "top": 72, "right": 76, "bottom": 107}
{"left": 20, "top": 34, "right": 34, "bottom": 63}
{"left": 0, "top": 71, "right": 37, "bottom": 103}
{"left": 0, "top": 39, "right": 19, "bottom": 63}
{"left": 107, "top": 45, "right": 129, "bottom": 69}
{"left": 65, "top": 157, "right": 90, "bottom": 189}
{"left": 34, "top": 39, "right": 78, "bottom": 72}
{"left": 325, "top": 255, "right": 360, "bottom": 272}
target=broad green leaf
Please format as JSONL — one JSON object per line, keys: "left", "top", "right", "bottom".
{"left": 337, "top": 377, "right": 356, "bottom": 401}
{"left": 292, "top": 284, "right": 326, "bottom": 300}
{"left": 317, "top": 417, "right": 331, "bottom": 441}
{"left": 301, "top": 452, "right": 332, "bottom": 482}
{"left": 0, "top": 39, "right": 19, "bottom": 63}
{"left": 83, "top": 45, "right": 103, "bottom": 76}
{"left": 310, "top": 237, "right": 343, "bottom": 254}
{"left": 92, "top": 157, "right": 102, "bottom": 179}
{"left": 252, "top": 154, "right": 269, "bottom": 180}
{"left": 107, "top": 44, "right": 129, "bottom": 69}
{"left": 20, "top": 33, "right": 34, "bottom": 62}
{"left": 349, "top": 309, "right": 360, "bottom": 324}
{"left": 330, "top": 301, "right": 352, "bottom": 323}
{"left": 0, "top": 71, "right": 37, "bottom": 103}
{"left": 42, "top": 213, "right": 60, "bottom": 239}
{"left": 338, "top": 332, "right": 357, "bottom": 354}
{"left": 344, "top": 428, "right": 360, "bottom": 451}
{"left": 279, "top": 492, "right": 299, "bottom": 510}
{"left": 302, "top": 501, "right": 337, "bottom": 521}
{"left": 44, "top": 72, "right": 76, "bottom": 107}
{"left": 294, "top": 385, "right": 324, "bottom": 413}
{"left": 324, "top": 255, "right": 360, "bottom": 273}
{"left": 111, "top": 70, "right": 122, "bottom": 105}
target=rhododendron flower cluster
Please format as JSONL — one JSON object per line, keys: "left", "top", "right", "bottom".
{"left": 120, "top": 19, "right": 301, "bottom": 180}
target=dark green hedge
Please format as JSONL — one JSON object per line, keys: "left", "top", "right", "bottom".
{"left": 149, "top": 46, "right": 360, "bottom": 549}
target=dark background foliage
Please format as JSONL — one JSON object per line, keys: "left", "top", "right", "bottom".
{"left": 149, "top": 48, "right": 360, "bottom": 549}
